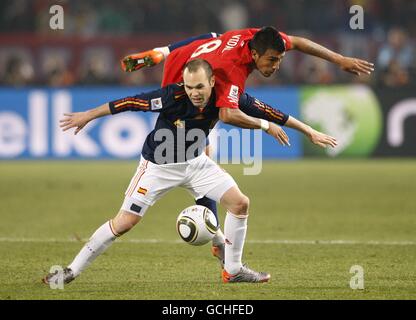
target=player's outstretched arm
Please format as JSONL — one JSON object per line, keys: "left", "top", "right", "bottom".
{"left": 60, "top": 103, "right": 111, "bottom": 135}
{"left": 288, "top": 36, "right": 374, "bottom": 76}
{"left": 61, "top": 86, "right": 176, "bottom": 134}
{"left": 237, "top": 93, "right": 335, "bottom": 148}
{"left": 285, "top": 115, "right": 337, "bottom": 148}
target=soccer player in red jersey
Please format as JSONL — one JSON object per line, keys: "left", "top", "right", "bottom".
{"left": 122, "top": 27, "right": 374, "bottom": 125}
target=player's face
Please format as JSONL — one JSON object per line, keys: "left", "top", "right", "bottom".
{"left": 183, "top": 68, "right": 215, "bottom": 108}
{"left": 252, "top": 49, "right": 285, "bottom": 77}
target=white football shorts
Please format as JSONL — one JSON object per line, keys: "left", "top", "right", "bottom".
{"left": 121, "top": 153, "right": 236, "bottom": 215}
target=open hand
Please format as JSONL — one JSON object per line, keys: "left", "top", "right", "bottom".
{"left": 338, "top": 56, "right": 374, "bottom": 76}
{"left": 266, "top": 122, "right": 291, "bottom": 146}
{"left": 308, "top": 127, "right": 337, "bottom": 148}
{"left": 60, "top": 112, "right": 91, "bottom": 135}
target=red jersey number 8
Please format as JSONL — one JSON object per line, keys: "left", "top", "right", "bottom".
{"left": 191, "top": 40, "right": 222, "bottom": 58}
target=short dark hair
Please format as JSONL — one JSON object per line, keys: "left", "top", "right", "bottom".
{"left": 183, "top": 59, "right": 213, "bottom": 79}
{"left": 248, "top": 26, "right": 286, "bottom": 56}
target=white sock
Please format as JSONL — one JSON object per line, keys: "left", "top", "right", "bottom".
{"left": 224, "top": 211, "right": 247, "bottom": 275}
{"left": 153, "top": 46, "right": 170, "bottom": 59}
{"left": 212, "top": 229, "right": 226, "bottom": 247}
{"left": 68, "top": 221, "right": 118, "bottom": 277}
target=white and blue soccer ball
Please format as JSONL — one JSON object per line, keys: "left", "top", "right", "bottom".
{"left": 176, "top": 205, "right": 219, "bottom": 246}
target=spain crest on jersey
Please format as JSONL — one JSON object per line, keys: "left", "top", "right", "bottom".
{"left": 174, "top": 119, "right": 185, "bottom": 128}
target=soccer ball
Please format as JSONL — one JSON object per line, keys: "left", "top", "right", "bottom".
{"left": 176, "top": 205, "right": 219, "bottom": 246}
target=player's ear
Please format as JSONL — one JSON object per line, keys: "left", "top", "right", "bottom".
{"left": 210, "top": 75, "right": 215, "bottom": 87}
{"left": 251, "top": 49, "right": 260, "bottom": 62}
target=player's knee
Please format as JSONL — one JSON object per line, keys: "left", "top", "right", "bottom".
{"left": 112, "top": 210, "right": 141, "bottom": 235}
{"left": 234, "top": 195, "right": 250, "bottom": 215}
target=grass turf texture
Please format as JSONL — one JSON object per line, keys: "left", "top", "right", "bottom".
{"left": 0, "top": 160, "right": 415, "bottom": 299}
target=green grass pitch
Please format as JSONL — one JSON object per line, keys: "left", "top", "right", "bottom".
{"left": 1, "top": 159, "right": 415, "bottom": 299}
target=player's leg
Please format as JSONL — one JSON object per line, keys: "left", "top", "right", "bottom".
{"left": 69, "top": 206, "right": 148, "bottom": 273}
{"left": 120, "top": 33, "right": 218, "bottom": 72}
{"left": 218, "top": 186, "right": 249, "bottom": 274}
{"left": 71, "top": 207, "right": 147, "bottom": 278}
{"left": 121, "top": 50, "right": 165, "bottom": 72}
{"left": 218, "top": 186, "right": 248, "bottom": 271}
{"left": 43, "top": 157, "right": 180, "bottom": 285}
{"left": 42, "top": 205, "right": 149, "bottom": 286}
{"left": 195, "top": 196, "right": 225, "bottom": 246}
{"left": 186, "top": 154, "right": 270, "bottom": 283}
{"left": 167, "top": 33, "right": 219, "bottom": 52}
{"left": 58, "top": 159, "right": 154, "bottom": 282}
{"left": 218, "top": 186, "right": 271, "bottom": 283}
{"left": 195, "top": 196, "right": 226, "bottom": 267}
{"left": 196, "top": 143, "right": 226, "bottom": 266}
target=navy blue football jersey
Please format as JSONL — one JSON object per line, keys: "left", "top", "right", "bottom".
{"left": 109, "top": 83, "right": 288, "bottom": 164}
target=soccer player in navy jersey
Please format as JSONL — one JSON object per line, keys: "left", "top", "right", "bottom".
{"left": 120, "top": 26, "right": 364, "bottom": 270}
{"left": 43, "top": 59, "right": 336, "bottom": 285}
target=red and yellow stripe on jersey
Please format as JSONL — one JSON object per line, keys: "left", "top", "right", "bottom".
{"left": 174, "top": 90, "right": 187, "bottom": 100}
{"left": 111, "top": 97, "right": 150, "bottom": 113}
{"left": 253, "top": 98, "right": 286, "bottom": 124}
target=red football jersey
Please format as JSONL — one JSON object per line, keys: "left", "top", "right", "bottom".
{"left": 162, "top": 28, "right": 292, "bottom": 109}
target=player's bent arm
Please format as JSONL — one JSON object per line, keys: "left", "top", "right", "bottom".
{"left": 285, "top": 115, "right": 338, "bottom": 148}
{"left": 219, "top": 107, "right": 290, "bottom": 146}
{"left": 219, "top": 107, "right": 267, "bottom": 129}
{"left": 288, "top": 35, "right": 374, "bottom": 76}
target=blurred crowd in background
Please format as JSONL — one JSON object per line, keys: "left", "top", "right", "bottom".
{"left": 0, "top": 0, "right": 415, "bottom": 87}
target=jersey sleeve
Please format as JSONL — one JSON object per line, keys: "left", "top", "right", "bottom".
{"left": 238, "top": 92, "right": 289, "bottom": 125}
{"left": 279, "top": 31, "right": 292, "bottom": 51}
{"left": 109, "top": 84, "right": 184, "bottom": 114}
